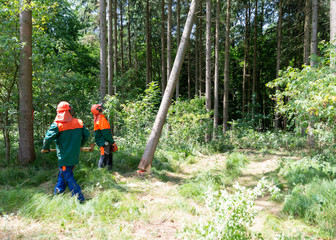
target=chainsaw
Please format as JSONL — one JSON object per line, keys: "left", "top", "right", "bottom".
{"left": 41, "top": 143, "right": 95, "bottom": 153}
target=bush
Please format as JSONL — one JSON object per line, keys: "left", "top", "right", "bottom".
{"left": 179, "top": 178, "right": 280, "bottom": 239}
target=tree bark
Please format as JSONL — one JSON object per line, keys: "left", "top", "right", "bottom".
{"left": 146, "top": 0, "right": 152, "bottom": 86}
{"left": 252, "top": 0, "right": 257, "bottom": 122}
{"left": 128, "top": 1, "right": 131, "bottom": 69}
{"left": 331, "top": 0, "right": 336, "bottom": 67}
{"left": 242, "top": 3, "right": 249, "bottom": 117}
{"left": 205, "top": 0, "right": 211, "bottom": 141}
{"left": 167, "top": 0, "right": 172, "bottom": 83}
{"left": 175, "top": 0, "right": 181, "bottom": 100}
{"left": 114, "top": 0, "right": 118, "bottom": 90}
{"left": 19, "top": 0, "right": 36, "bottom": 165}
{"left": 213, "top": 0, "right": 220, "bottom": 137}
{"left": 310, "top": 0, "right": 318, "bottom": 67}
{"left": 223, "top": 0, "right": 231, "bottom": 133}
{"left": 274, "top": 0, "right": 282, "bottom": 130}
{"left": 100, "top": 0, "right": 107, "bottom": 99}
{"left": 108, "top": 0, "right": 114, "bottom": 96}
{"left": 304, "top": 0, "right": 311, "bottom": 66}
{"left": 138, "top": 0, "right": 200, "bottom": 172}
{"left": 120, "top": 0, "right": 124, "bottom": 74}
{"left": 161, "top": 0, "right": 166, "bottom": 95}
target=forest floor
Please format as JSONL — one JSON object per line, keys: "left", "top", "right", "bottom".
{"left": 0, "top": 150, "right": 320, "bottom": 239}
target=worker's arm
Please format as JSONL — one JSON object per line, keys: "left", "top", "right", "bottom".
{"left": 81, "top": 125, "right": 90, "bottom": 147}
{"left": 99, "top": 118, "right": 115, "bottom": 144}
{"left": 42, "top": 123, "right": 59, "bottom": 151}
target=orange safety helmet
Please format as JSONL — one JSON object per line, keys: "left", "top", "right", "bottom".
{"left": 91, "top": 104, "right": 103, "bottom": 115}
{"left": 57, "top": 101, "right": 71, "bottom": 112}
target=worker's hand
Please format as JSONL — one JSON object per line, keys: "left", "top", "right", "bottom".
{"left": 112, "top": 143, "right": 118, "bottom": 152}
{"left": 41, "top": 149, "right": 50, "bottom": 153}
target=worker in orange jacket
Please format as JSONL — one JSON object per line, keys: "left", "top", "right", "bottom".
{"left": 91, "top": 103, "right": 118, "bottom": 170}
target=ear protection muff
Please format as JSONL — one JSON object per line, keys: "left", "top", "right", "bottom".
{"left": 96, "top": 104, "right": 103, "bottom": 113}
{"left": 69, "top": 104, "right": 76, "bottom": 116}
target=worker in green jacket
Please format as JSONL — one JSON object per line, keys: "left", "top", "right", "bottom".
{"left": 42, "top": 101, "right": 90, "bottom": 203}
{"left": 91, "top": 103, "right": 118, "bottom": 170}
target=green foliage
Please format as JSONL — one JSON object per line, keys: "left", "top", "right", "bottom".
{"left": 180, "top": 178, "right": 280, "bottom": 239}
{"left": 284, "top": 180, "right": 336, "bottom": 238}
{"left": 267, "top": 48, "right": 336, "bottom": 146}
{"left": 228, "top": 125, "right": 306, "bottom": 151}
{"left": 278, "top": 153, "right": 336, "bottom": 187}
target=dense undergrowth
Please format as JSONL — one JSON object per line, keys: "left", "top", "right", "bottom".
{"left": 1, "top": 83, "right": 336, "bottom": 239}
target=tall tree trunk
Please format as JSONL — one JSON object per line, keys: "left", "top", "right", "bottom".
{"left": 304, "top": 0, "right": 311, "bottom": 66}
{"left": 120, "top": 0, "right": 124, "bottom": 74}
{"left": 161, "top": 0, "right": 166, "bottom": 95}
{"left": 138, "top": 0, "right": 200, "bottom": 172}
{"left": 19, "top": 0, "right": 35, "bottom": 165}
{"left": 167, "top": 0, "right": 172, "bottom": 83}
{"left": 205, "top": 0, "right": 211, "bottom": 141}
{"left": 331, "top": 0, "right": 336, "bottom": 67}
{"left": 199, "top": 8, "right": 203, "bottom": 97}
{"left": 175, "top": 0, "right": 181, "bottom": 100}
{"left": 146, "top": 0, "right": 152, "bottom": 86}
{"left": 195, "top": 16, "right": 198, "bottom": 96}
{"left": 100, "top": 0, "right": 107, "bottom": 99}
{"left": 128, "top": 1, "right": 131, "bottom": 69}
{"left": 310, "top": 0, "right": 318, "bottom": 67}
{"left": 108, "top": 0, "right": 114, "bottom": 96}
{"left": 274, "top": 0, "right": 282, "bottom": 130}
{"left": 242, "top": 3, "right": 249, "bottom": 117}
{"left": 114, "top": 0, "right": 118, "bottom": 91}
{"left": 223, "top": 0, "right": 231, "bottom": 133}
{"left": 213, "top": 0, "right": 220, "bottom": 137}
{"left": 252, "top": 0, "right": 257, "bottom": 122}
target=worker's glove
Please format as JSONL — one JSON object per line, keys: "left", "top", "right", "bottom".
{"left": 41, "top": 149, "right": 50, "bottom": 153}
{"left": 111, "top": 142, "right": 118, "bottom": 152}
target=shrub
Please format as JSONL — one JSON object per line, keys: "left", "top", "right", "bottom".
{"left": 179, "top": 178, "right": 280, "bottom": 239}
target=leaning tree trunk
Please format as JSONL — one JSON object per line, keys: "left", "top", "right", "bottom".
{"left": 138, "top": 0, "right": 200, "bottom": 172}
{"left": 100, "top": 0, "right": 107, "bottom": 99}
{"left": 19, "top": 0, "right": 36, "bottom": 165}
{"left": 223, "top": 0, "right": 231, "bottom": 133}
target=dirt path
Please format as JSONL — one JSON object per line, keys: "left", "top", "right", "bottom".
{"left": 0, "top": 150, "right": 302, "bottom": 239}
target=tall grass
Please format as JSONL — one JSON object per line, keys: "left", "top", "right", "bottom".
{"left": 284, "top": 180, "right": 336, "bottom": 238}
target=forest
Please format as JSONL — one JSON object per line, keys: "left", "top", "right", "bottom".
{"left": 1, "top": 0, "right": 336, "bottom": 239}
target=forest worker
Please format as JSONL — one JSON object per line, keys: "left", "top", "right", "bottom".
{"left": 91, "top": 103, "right": 118, "bottom": 170}
{"left": 41, "top": 101, "right": 90, "bottom": 203}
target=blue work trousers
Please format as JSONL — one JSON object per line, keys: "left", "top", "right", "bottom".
{"left": 54, "top": 166, "right": 85, "bottom": 202}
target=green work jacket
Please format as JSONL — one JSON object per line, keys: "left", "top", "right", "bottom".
{"left": 93, "top": 115, "right": 115, "bottom": 147}
{"left": 43, "top": 118, "right": 90, "bottom": 167}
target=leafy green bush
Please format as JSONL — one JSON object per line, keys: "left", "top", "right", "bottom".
{"left": 278, "top": 154, "right": 336, "bottom": 187}
{"left": 179, "top": 178, "right": 280, "bottom": 239}
{"left": 284, "top": 180, "right": 336, "bottom": 238}
{"left": 228, "top": 125, "right": 306, "bottom": 151}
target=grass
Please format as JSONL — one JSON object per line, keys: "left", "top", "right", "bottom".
{"left": 1, "top": 141, "right": 335, "bottom": 239}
